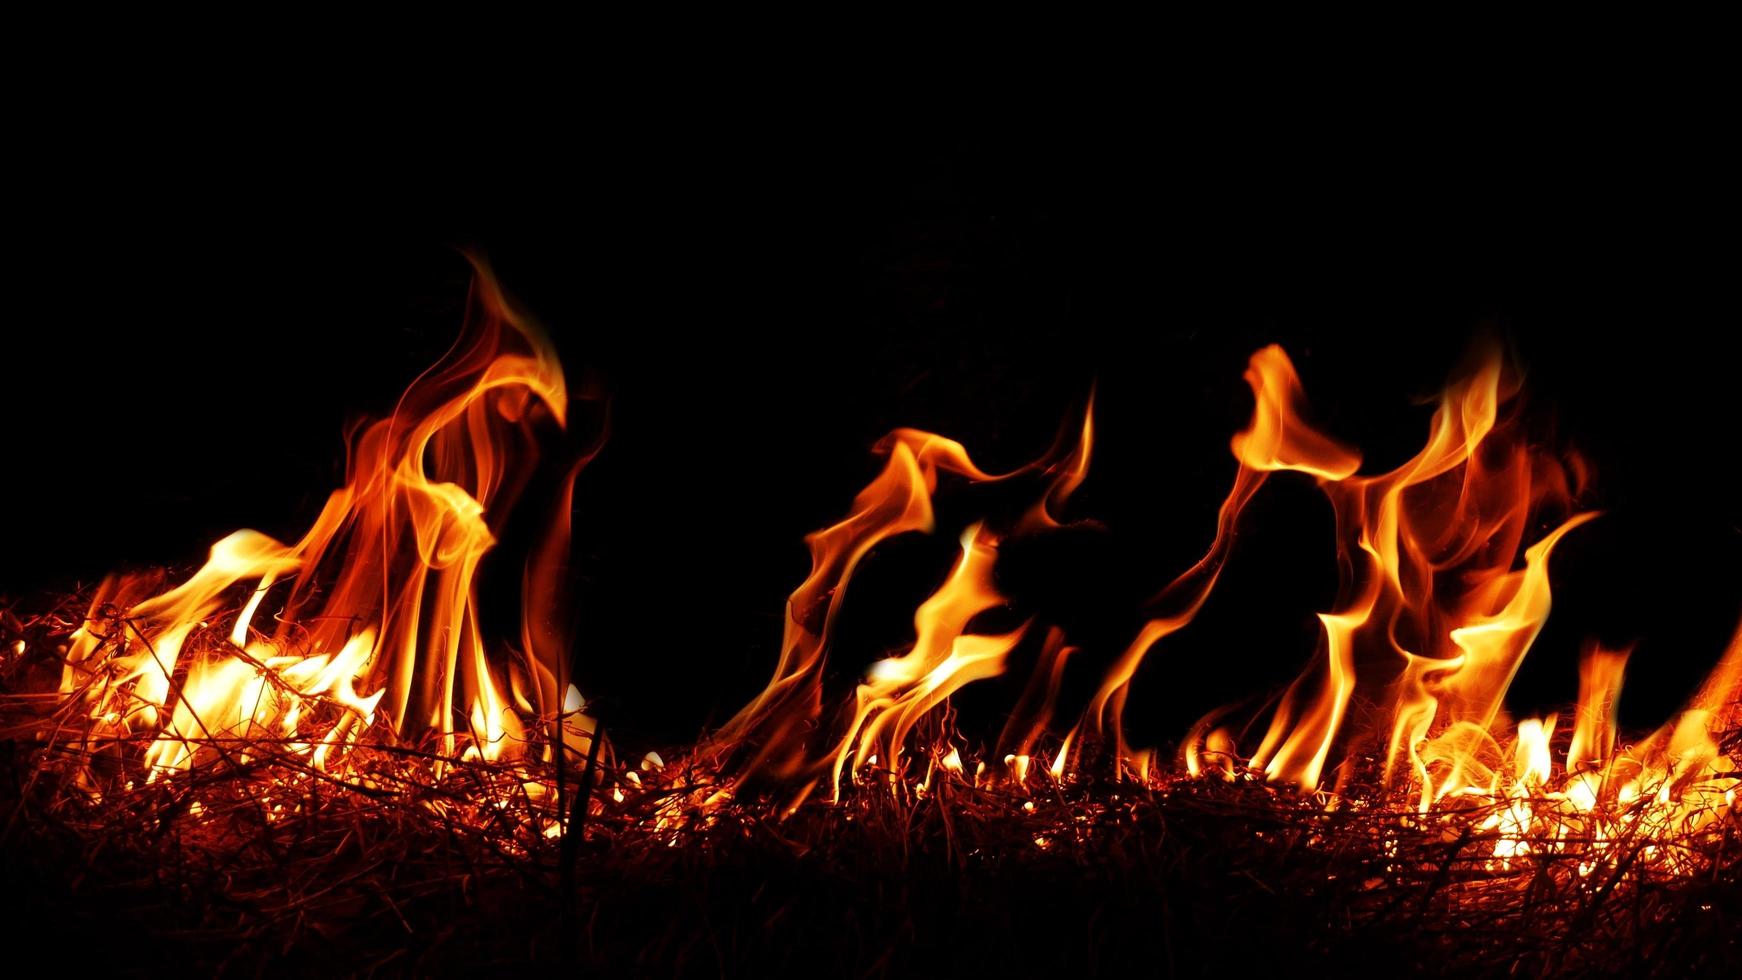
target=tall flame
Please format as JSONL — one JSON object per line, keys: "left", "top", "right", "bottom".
{"left": 1066, "top": 345, "right": 1361, "bottom": 779}
{"left": 707, "top": 404, "right": 1093, "bottom": 800}
{"left": 58, "top": 257, "right": 592, "bottom": 786}
{"left": 827, "top": 523, "right": 1025, "bottom": 799}
{"left": 1148, "top": 342, "right": 1597, "bottom": 796}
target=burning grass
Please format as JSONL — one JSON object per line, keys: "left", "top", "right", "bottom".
{"left": 4, "top": 596, "right": 1740, "bottom": 978}
{"left": 4, "top": 266, "right": 1740, "bottom": 976}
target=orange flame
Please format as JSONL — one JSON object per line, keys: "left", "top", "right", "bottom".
{"left": 828, "top": 523, "right": 1025, "bottom": 799}
{"left": 59, "top": 257, "right": 594, "bottom": 790}
{"left": 707, "top": 402, "right": 1093, "bottom": 799}
{"left": 1069, "top": 345, "right": 1360, "bottom": 778}
{"left": 1156, "top": 342, "right": 1600, "bottom": 796}
{"left": 1566, "top": 642, "right": 1629, "bottom": 774}
{"left": 38, "top": 273, "right": 1740, "bottom": 887}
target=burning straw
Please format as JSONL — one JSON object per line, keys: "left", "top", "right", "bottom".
{"left": 1, "top": 264, "right": 1739, "bottom": 975}
{"left": 3, "top": 591, "right": 1739, "bottom": 976}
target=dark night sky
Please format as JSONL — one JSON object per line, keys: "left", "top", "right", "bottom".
{"left": 3, "top": 97, "right": 1737, "bottom": 751}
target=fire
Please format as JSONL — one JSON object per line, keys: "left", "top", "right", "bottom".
{"left": 1205, "top": 342, "right": 1597, "bottom": 798}
{"left": 19, "top": 260, "right": 1739, "bottom": 901}
{"left": 702, "top": 408, "right": 1093, "bottom": 805}
{"left": 828, "top": 523, "right": 1022, "bottom": 798}
{"left": 1152, "top": 341, "right": 1738, "bottom": 880}
{"left": 55, "top": 257, "right": 596, "bottom": 829}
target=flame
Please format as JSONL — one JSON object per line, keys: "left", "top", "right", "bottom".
{"left": 1566, "top": 642, "right": 1629, "bottom": 773}
{"left": 828, "top": 524, "right": 1025, "bottom": 799}
{"left": 706, "top": 401, "right": 1093, "bottom": 798}
{"left": 32, "top": 274, "right": 1741, "bottom": 894}
{"left": 996, "top": 627, "right": 1076, "bottom": 773}
{"left": 1071, "top": 345, "right": 1360, "bottom": 778}
{"left": 1145, "top": 341, "right": 1600, "bottom": 797}
{"left": 1156, "top": 342, "right": 1736, "bottom": 881}
{"left": 58, "top": 257, "right": 596, "bottom": 798}
{"left": 1464, "top": 620, "right": 1742, "bottom": 877}
{"left": 703, "top": 430, "right": 942, "bottom": 780}
{"left": 1230, "top": 345, "right": 1363, "bottom": 480}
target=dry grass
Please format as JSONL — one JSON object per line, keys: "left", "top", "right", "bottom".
{"left": 3, "top": 594, "right": 1740, "bottom": 978}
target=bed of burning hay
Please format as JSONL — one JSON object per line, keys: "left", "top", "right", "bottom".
{"left": 5, "top": 598, "right": 1739, "bottom": 978}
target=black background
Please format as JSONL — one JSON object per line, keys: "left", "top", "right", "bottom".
{"left": 4, "top": 98, "right": 1738, "bottom": 757}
